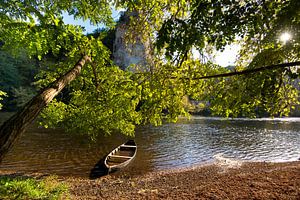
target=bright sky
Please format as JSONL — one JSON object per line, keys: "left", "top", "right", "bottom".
{"left": 215, "top": 44, "right": 240, "bottom": 67}
{"left": 62, "top": 13, "right": 100, "bottom": 34}
{"left": 62, "top": 9, "right": 122, "bottom": 34}
{"left": 62, "top": 12, "right": 239, "bottom": 67}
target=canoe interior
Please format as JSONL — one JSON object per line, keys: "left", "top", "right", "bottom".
{"left": 106, "top": 140, "right": 137, "bottom": 167}
{"left": 124, "top": 140, "right": 135, "bottom": 146}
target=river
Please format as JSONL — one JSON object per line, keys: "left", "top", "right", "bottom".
{"left": 0, "top": 115, "right": 300, "bottom": 177}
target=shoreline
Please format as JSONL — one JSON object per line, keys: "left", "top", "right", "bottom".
{"left": 67, "top": 161, "right": 300, "bottom": 199}
{"left": 1, "top": 161, "right": 300, "bottom": 199}
{"left": 0, "top": 158, "right": 300, "bottom": 200}
{"left": 52, "top": 161, "right": 300, "bottom": 199}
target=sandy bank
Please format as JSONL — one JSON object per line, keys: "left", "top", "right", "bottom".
{"left": 66, "top": 161, "right": 300, "bottom": 199}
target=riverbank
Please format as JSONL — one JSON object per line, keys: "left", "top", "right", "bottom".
{"left": 1, "top": 161, "right": 299, "bottom": 199}
{"left": 66, "top": 161, "right": 300, "bottom": 199}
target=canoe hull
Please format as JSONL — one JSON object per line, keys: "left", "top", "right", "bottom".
{"left": 104, "top": 140, "right": 137, "bottom": 172}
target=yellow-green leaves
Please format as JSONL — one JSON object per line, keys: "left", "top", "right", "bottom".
{"left": 40, "top": 62, "right": 141, "bottom": 138}
{"left": 0, "top": 0, "right": 117, "bottom": 59}
{"left": 1, "top": 0, "right": 299, "bottom": 140}
{"left": 0, "top": 91, "right": 7, "bottom": 110}
{"left": 0, "top": 175, "right": 68, "bottom": 199}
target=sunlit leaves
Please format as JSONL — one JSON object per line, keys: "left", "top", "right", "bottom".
{"left": 40, "top": 63, "right": 141, "bottom": 138}
{"left": 155, "top": 0, "right": 281, "bottom": 58}
{"left": 238, "top": 0, "right": 300, "bottom": 66}
{"left": 1, "top": 0, "right": 300, "bottom": 139}
{"left": 137, "top": 66, "right": 187, "bottom": 126}
{"left": 0, "top": 91, "right": 6, "bottom": 110}
{"left": 0, "top": 0, "right": 116, "bottom": 59}
{"left": 0, "top": 175, "right": 68, "bottom": 199}
{"left": 0, "top": 0, "right": 114, "bottom": 26}
{"left": 208, "top": 67, "right": 299, "bottom": 118}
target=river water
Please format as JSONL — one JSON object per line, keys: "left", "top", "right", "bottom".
{"left": 0, "top": 116, "right": 300, "bottom": 177}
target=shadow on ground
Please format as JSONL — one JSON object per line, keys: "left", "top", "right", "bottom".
{"left": 89, "top": 155, "right": 109, "bottom": 179}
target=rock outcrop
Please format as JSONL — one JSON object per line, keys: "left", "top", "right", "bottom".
{"left": 113, "top": 11, "right": 151, "bottom": 72}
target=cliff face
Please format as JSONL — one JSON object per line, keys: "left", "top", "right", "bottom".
{"left": 112, "top": 12, "right": 151, "bottom": 72}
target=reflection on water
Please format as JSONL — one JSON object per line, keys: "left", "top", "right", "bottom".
{"left": 0, "top": 115, "right": 300, "bottom": 177}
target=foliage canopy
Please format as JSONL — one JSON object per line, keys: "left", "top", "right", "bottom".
{"left": 0, "top": 0, "right": 299, "bottom": 137}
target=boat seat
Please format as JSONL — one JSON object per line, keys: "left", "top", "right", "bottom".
{"left": 109, "top": 155, "right": 132, "bottom": 159}
{"left": 121, "top": 145, "right": 136, "bottom": 148}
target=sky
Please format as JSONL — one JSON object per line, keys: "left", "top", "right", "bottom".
{"left": 62, "top": 12, "right": 238, "bottom": 67}
{"left": 62, "top": 13, "right": 101, "bottom": 34}
{"left": 215, "top": 44, "right": 240, "bottom": 67}
{"left": 62, "top": 9, "right": 122, "bottom": 34}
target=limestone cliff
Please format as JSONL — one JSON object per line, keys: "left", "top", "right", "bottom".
{"left": 113, "top": 11, "right": 151, "bottom": 72}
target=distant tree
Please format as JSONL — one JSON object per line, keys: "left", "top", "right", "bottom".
{"left": 0, "top": 50, "right": 38, "bottom": 110}
{"left": 87, "top": 28, "right": 116, "bottom": 54}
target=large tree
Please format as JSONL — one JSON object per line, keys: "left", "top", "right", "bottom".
{"left": 0, "top": 0, "right": 299, "bottom": 161}
{"left": 0, "top": 0, "right": 191, "bottom": 160}
{"left": 0, "top": 0, "right": 115, "bottom": 160}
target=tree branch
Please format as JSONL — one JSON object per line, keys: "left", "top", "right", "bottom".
{"left": 0, "top": 55, "right": 91, "bottom": 162}
{"left": 185, "top": 61, "right": 300, "bottom": 80}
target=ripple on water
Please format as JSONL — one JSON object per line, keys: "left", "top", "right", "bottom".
{"left": 0, "top": 117, "right": 300, "bottom": 177}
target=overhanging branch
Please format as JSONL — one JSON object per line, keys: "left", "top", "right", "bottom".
{"left": 184, "top": 61, "right": 300, "bottom": 80}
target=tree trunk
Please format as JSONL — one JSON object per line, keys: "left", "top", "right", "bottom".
{"left": 0, "top": 55, "right": 91, "bottom": 162}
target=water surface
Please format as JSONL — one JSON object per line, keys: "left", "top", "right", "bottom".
{"left": 0, "top": 115, "right": 299, "bottom": 177}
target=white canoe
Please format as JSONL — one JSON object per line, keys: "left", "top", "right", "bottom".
{"left": 104, "top": 140, "right": 137, "bottom": 172}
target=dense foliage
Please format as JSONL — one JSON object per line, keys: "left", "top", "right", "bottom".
{"left": 130, "top": 0, "right": 300, "bottom": 117}
{"left": 0, "top": 50, "right": 38, "bottom": 110}
{"left": 0, "top": 0, "right": 299, "bottom": 137}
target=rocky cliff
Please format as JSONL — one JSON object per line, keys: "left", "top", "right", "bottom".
{"left": 113, "top": 11, "right": 151, "bottom": 72}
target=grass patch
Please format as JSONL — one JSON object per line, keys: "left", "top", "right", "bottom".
{"left": 0, "top": 175, "right": 69, "bottom": 200}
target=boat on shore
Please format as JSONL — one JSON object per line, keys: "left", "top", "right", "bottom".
{"left": 104, "top": 140, "right": 137, "bottom": 173}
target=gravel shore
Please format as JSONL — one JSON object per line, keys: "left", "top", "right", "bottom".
{"left": 66, "top": 161, "right": 300, "bottom": 199}
{"left": 1, "top": 161, "right": 299, "bottom": 199}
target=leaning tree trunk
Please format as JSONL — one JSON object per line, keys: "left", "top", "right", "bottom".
{"left": 0, "top": 55, "right": 91, "bottom": 162}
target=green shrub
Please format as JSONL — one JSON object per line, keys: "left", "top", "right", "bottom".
{"left": 0, "top": 175, "right": 69, "bottom": 200}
